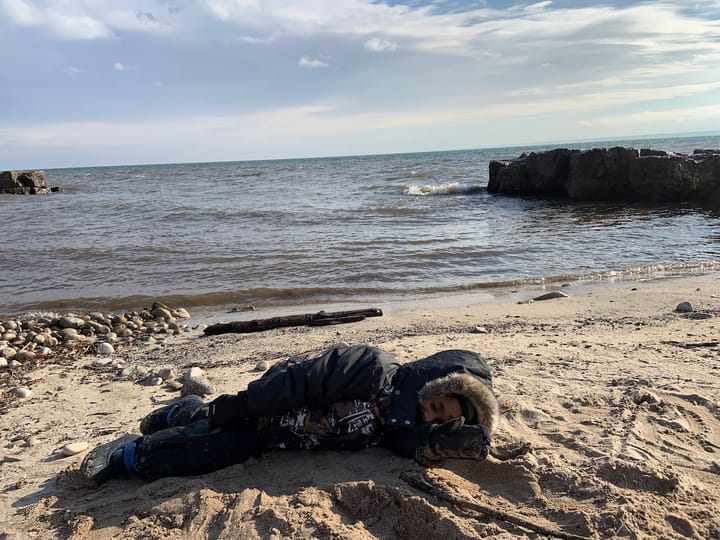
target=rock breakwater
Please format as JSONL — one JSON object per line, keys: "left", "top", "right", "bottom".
{"left": 488, "top": 147, "right": 720, "bottom": 202}
{"left": 0, "top": 170, "right": 59, "bottom": 195}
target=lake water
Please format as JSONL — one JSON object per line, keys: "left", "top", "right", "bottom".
{"left": 2, "top": 134, "right": 720, "bottom": 316}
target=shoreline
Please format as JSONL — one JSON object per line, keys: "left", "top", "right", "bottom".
{"left": 2, "top": 271, "right": 719, "bottom": 538}
{"left": 4, "top": 262, "right": 719, "bottom": 322}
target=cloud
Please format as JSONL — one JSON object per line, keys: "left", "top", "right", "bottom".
{"left": 298, "top": 55, "right": 329, "bottom": 68}
{"left": 113, "top": 62, "right": 126, "bottom": 71}
{"left": 66, "top": 65, "right": 82, "bottom": 73}
{"left": 2, "top": 0, "right": 42, "bottom": 25}
{"left": 236, "top": 33, "right": 277, "bottom": 44}
{"left": 364, "top": 37, "right": 397, "bottom": 52}
{"left": 0, "top": 0, "right": 112, "bottom": 39}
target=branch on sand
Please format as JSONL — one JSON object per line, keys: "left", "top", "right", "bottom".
{"left": 203, "top": 308, "right": 383, "bottom": 335}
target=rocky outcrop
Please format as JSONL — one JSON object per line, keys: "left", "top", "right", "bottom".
{"left": 0, "top": 170, "right": 57, "bottom": 194}
{"left": 488, "top": 148, "right": 720, "bottom": 203}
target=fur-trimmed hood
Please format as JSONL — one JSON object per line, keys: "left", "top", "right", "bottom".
{"left": 418, "top": 372, "right": 499, "bottom": 435}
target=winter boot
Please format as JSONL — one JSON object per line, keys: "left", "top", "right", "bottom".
{"left": 139, "top": 395, "right": 206, "bottom": 435}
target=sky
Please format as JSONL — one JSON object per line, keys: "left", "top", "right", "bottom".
{"left": 1, "top": 0, "right": 720, "bottom": 168}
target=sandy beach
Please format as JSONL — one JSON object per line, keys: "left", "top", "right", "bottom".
{"left": 1, "top": 273, "right": 719, "bottom": 539}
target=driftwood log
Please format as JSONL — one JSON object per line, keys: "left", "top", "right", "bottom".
{"left": 203, "top": 308, "right": 383, "bottom": 335}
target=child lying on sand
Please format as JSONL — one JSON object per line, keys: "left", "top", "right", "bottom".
{"left": 81, "top": 344, "right": 500, "bottom": 484}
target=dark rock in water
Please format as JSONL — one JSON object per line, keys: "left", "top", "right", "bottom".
{"left": 1, "top": 170, "right": 44, "bottom": 193}
{"left": 0, "top": 170, "right": 54, "bottom": 195}
{"left": 488, "top": 147, "right": 720, "bottom": 204}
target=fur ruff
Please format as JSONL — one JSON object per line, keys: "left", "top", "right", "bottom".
{"left": 418, "top": 372, "right": 499, "bottom": 435}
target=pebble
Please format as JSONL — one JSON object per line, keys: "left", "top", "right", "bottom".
{"left": 186, "top": 367, "right": 205, "bottom": 379}
{"left": 157, "top": 367, "right": 176, "bottom": 380}
{"left": 61, "top": 442, "right": 89, "bottom": 456}
{"left": 58, "top": 316, "right": 84, "bottom": 329}
{"left": 96, "top": 342, "right": 115, "bottom": 355}
{"left": 61, "top": 328, "right": 79, "bottom": 341}
{"left": 181, "top": 376, "right": 215, "bottom": 397}
{"left": 255, "top": 360, "right": 269, "bottom": 371}
{"left": 15, "top": 350, "right": 36, "bottom": 362}
{"left": 532, "top": 291, "right": 569, "bottom": 301}
{"left": 151, "top": 307, "right": 173, "bottom": 319}
{"left": 675, "top": 301, "right": 693, "bottom": 313}
{"left": 147, "top": 377, "right": 164, "bottom": 386}
{"left": 0, "top": 304, "right": 192, "bottom": 363}
{"left": 13, "top": 387, "right": 33, "bottom": 398}
{"left": 0, "top": 358, "right": 7, "bottom": 367}
{"left": 472, "top": 326, "right": 489, "bottom": 334}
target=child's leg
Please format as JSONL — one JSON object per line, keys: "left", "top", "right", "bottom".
{"left": 134, "top": 419, "right": 258, "bottom": 481}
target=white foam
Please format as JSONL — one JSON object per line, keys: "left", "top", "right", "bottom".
{"left": 404, "top": 182, "right": 481, "bottom": 195}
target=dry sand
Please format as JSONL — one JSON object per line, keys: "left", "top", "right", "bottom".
{"left": 1, "top": 273, "right": 719, "bottom": 539}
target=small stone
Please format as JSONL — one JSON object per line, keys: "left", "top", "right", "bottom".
{"left": 0, "top": 346, "right": 16, "bottom": 359}
{"left": 185, "top": 367, "right": 205, "bottom": 379}
{"left": 472, "top": 326, "right": 489, "bottom": 334}
{"left": 532, "top": 291, "right": 569, "bottom": 301}
{"left": 61, "top": 328, "right": 79, "bottom": 341}
{"left": 151, "top": 307, "right": 173, "bottom": 319}
{"left": 8, "top": 359, "right": 22, "bottom": 368}
{"left": 96, "top": 342, "right": 115, "bottom": 355}
{"left": 255, "top": 360, "right": 269, "bottom": 371}
{"left": 13, "top": 387, "right": 33, "bottom": 398}
{"left": 157, "top": 367, "right": 176, "bottom": 380}
{"left": 15, "top": 350, "right": 36, "bottom": 362}
{"left": 58, "top": 316, "right": 84, "bottom": 329}
{"left": 61, "top": 441, "right": 89, "bottom": 456}
{"left": 173, "top": 308, "right": 191, "bottom": 319}
{"left": 675, "top": 301, "right": 693, "bottom": 313}
{"left": 0, "top": 358, "right": 7, "bottom": 367}
{"left": 181, "top": 376, "right": 215, "bottom": 397}
{"left": 147, "top": 377, "right": 164, "bottom": 386}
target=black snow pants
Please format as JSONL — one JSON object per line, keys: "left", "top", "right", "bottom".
{"left": 134, "top": 418, "right": 258, "bottom": 481}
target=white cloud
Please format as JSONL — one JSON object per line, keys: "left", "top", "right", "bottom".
{"left": 113, "top": 62, "right": 126, "bottom": 71}
{"left": 298, "top": 55, "right": 329, "bottom": 68}
{"left": 66, "top": 65, "right": 82, "bottom": 73}
{"left": 0, "top": 0, "right": 112, "bottom": 39}
{"left": 364, "top": 36, "right": 397, "bottom": 52}
{"left": 2, "top": 0, "right": 42, "bottom": 25}
{"left": 237, "top": 33, "right": 277, "bottom": 44}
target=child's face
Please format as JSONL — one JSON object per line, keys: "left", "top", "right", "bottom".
{"left": 419, "top": 395, "right": 463, "bottom": 423}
